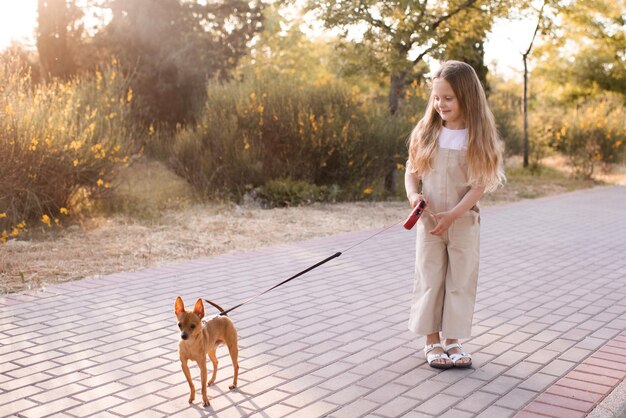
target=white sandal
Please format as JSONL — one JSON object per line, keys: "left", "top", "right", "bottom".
{"left": 444, "top": 342, "right": 472, "bottom": 368}
{"left": 424, "top": 343, "right": 453, "bottom": 369}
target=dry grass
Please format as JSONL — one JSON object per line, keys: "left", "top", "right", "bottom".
{"left": 1, "top": 157, "right": 621, "bottom": 294}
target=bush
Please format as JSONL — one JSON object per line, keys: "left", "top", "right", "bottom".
{"left": 549, "top": 93, "right": 626, "bottom": 178}
{"left": 254, "top": 178, "right": 341, "bottom": 208}
{"left": 487, "top": 77, "right": 524, "bottom": 157}
{"left": 0, "top": 55, "right": 137, "bottom": 241}
{"left": 162, "top": 72, "right": 410, "bottom": 200}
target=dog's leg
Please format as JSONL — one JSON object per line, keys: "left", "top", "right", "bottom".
{"left": 228, "top": 342, "right": 239, "bottom": 389}
{"left": 181, "top": 358, "right": 195, "bottom": 404}
{"left": 198, "top": 359, "right": 210, "bottom": 407}
{"left": 208, "top": 349, "right": 219, "bottom": 386}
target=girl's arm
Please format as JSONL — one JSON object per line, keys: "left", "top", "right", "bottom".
{"left": 405, "top": 160, "right": 422, "bottom": 208}
{"left": 430, "top": 186, "right": 485, "bottom": 236}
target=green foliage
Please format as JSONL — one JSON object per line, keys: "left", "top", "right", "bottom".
{"left": 39, "top": 0, "right": 265, "bottom": 125}
{"left": 236, "top": 4, "right": 336, "bottom": 86}
{"left": 548, "top": 94, "right": 626, "bottom": 178}
{"left": 487, "top": 76, "right": 524, "bottom": 156}
{"left": 0, "top": 55, "right": 138, "bottom": 241}
{"left": 160, "top": 71, "right": 411, "bottom": 200}
{"left": 255, "top": 178, "right": 341, "bottom": 208}
{"left": 102, "top": 0, "right": 263, "bottom": 124}
{"left": 535, "top": 0, "right": 626, "bottom": 101}
{"left": 309, "top": 0, "right": 508, "bottom": 113}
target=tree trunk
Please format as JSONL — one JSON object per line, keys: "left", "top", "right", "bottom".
{"left": 389, "top": 71, "right": 406, "bottom": 115}
{"left": 523, "top": 56, "right": 529, "bottom": 168}
{"left": 385, "top": 71, "right": 407, "bottom": 193}
{"left": 37, "top": 0, "right": 75, "bottom": 80}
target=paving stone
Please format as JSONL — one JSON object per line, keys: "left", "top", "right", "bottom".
{"left": 523, "top": 401, "right": 587, "bottom": 418}
{"left": 538, "top": 359, "right": 576, "bottom": 377}
{"left": 476, "top": 405, "right": 516, "bottom": 418}
{"left": 456, "top": 391, "right": 501, "bottom": 413}
{"left": 518, "top": 373, "right": 560, "bottom": 392}
{"left": 494, "top": 388, "right": 537, "bottom": 410}
{"left": 371, "top": 395, "right": 419, "bottom": 417}
{"left": 1, "top": 186, "right": 626, "bottom": 417}
{"left": 329, "top": 398, "right": 380, "bottom": 418}
{"left": 534, "top": 392, "right": 595, "bottom": 413}
{"left": 504, "top": 361, "right": 543, "bottom": 380}
{"left": 414, "top": 393, "right": 461, "bottom": 415}
{"left": 481, "top": 375, "right": 522, "bottom": 396}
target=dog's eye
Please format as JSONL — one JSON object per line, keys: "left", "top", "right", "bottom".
{"left": 177, "top": 323, "right": 182, "bottom": 329}
{"left": 190, "top": 324, "right": 196, "bottom": 329}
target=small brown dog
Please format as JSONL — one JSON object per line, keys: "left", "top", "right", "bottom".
{"left": 174, "top": 296, "right": 239, "bottom": 407}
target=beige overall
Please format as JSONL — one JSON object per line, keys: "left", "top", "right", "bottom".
{"left": 407, "top": 148, "right": 480, "bottom": 339}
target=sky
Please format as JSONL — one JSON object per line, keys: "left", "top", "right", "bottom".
{"left": 0, "top": 1, "right": 538, "bottom": 80}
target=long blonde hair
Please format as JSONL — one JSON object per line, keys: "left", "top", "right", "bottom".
{"left": 408, "top": 61, "right": 505, "bottom": 192}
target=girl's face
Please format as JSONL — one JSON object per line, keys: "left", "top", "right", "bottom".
{"left": 432, "top": 78, "right": 465, "bottom": 129}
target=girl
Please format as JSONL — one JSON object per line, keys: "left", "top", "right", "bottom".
{"left": 405, "top": 60, "right": 505, "bottom": 369}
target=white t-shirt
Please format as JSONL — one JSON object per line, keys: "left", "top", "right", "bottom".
{"left": 439, "top": 126, "right": 468, "bottom": 150}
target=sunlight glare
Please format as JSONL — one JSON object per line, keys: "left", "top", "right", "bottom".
{"left": 0, "top": 0, "right": 37, "bottom": 50}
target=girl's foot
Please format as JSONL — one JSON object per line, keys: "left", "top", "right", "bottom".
{"left": 424, "top": 343, "right": 453, "bottom": 369}
{"left": 444, "top": 340, "right": 472, "bottom": 368}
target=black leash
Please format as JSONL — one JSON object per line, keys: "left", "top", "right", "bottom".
{"left": 211, "top": 219, "right": 404, "bottom": 316}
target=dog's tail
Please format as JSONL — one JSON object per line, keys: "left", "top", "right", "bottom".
{"left": 204, "top": 299, "right": 227, "bottom": 315}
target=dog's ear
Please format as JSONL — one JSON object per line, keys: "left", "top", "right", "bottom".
{"left": 174, "top": 296, "right": 185, "bottom": 315}
{"left": 193, "top": 298, "right": 205, "bottom": 319}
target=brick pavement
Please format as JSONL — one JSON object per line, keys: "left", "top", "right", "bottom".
{"left": 0, "top": 185, "right": 625, "bottom": 417}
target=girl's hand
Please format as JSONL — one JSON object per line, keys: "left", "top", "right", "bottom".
{"left": 407, "top": 192, "right": 423, "bottom": 208}
{"left": 430, "top": 211, "right": 458, "bottom": 235}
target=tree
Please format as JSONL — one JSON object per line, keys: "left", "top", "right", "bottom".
{"left": 89, "top": 0, "right": 264, "bottom": 124}
{"left": 309, "top": 0, "right": 507, "bottom": 115}
{"left": 236, "top": 3, "right": 337, "bottom": 85}
{"left": 442, "top": 33, "right": 491, "bottom": 95}
{"left": 37, "top": 0, "right": 83, "bottom": 80}
{"left": 521, "top": 0, "right": 548, "bottom": 168}
{"left": 535, "top": 0, "right": 626, "bottom": 101}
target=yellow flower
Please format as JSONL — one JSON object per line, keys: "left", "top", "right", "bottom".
{"left": 73, "top": 159, "right": 79, "bottom": 167}
{"left": 97, "top": 179, "right": 104, "bottom": 187}
{"left": 70, "top": 140, "right": 83, "bottom": 151}
{"left": 363, "top": 187, "right": 374, "bottom": 195}
{"left": 396, "top": 163, "right": 405, "bottom": 170}
{"left": 60, "top": 207, "right": 69, "bottom": 215}
{"left": 96, "top": 71, "right": 103, "bottom": 89}
{"left": 127, "top": 88, "right": 133, "bottom": 103}
{"left": 42, "top": 214, "right": 52, "bottom": 227}
{"left": 0, "top": 213, "right": 6, "bottom": 218}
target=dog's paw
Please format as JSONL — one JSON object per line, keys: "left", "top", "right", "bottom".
{"left": 229, "top": 384, "right": 237, "bottom": 390}
{"left": 208, "top": 380, "right": 215, "bottom": 386}
{"left": 202, "top": 397, "right": 210, "bottom": 407}
{"left": 188, "top": 395, "right": 195, "bottom": 404}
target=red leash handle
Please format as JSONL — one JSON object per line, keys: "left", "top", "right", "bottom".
{"left": 403, "top": 200, "right": 427, "bottom": 230}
